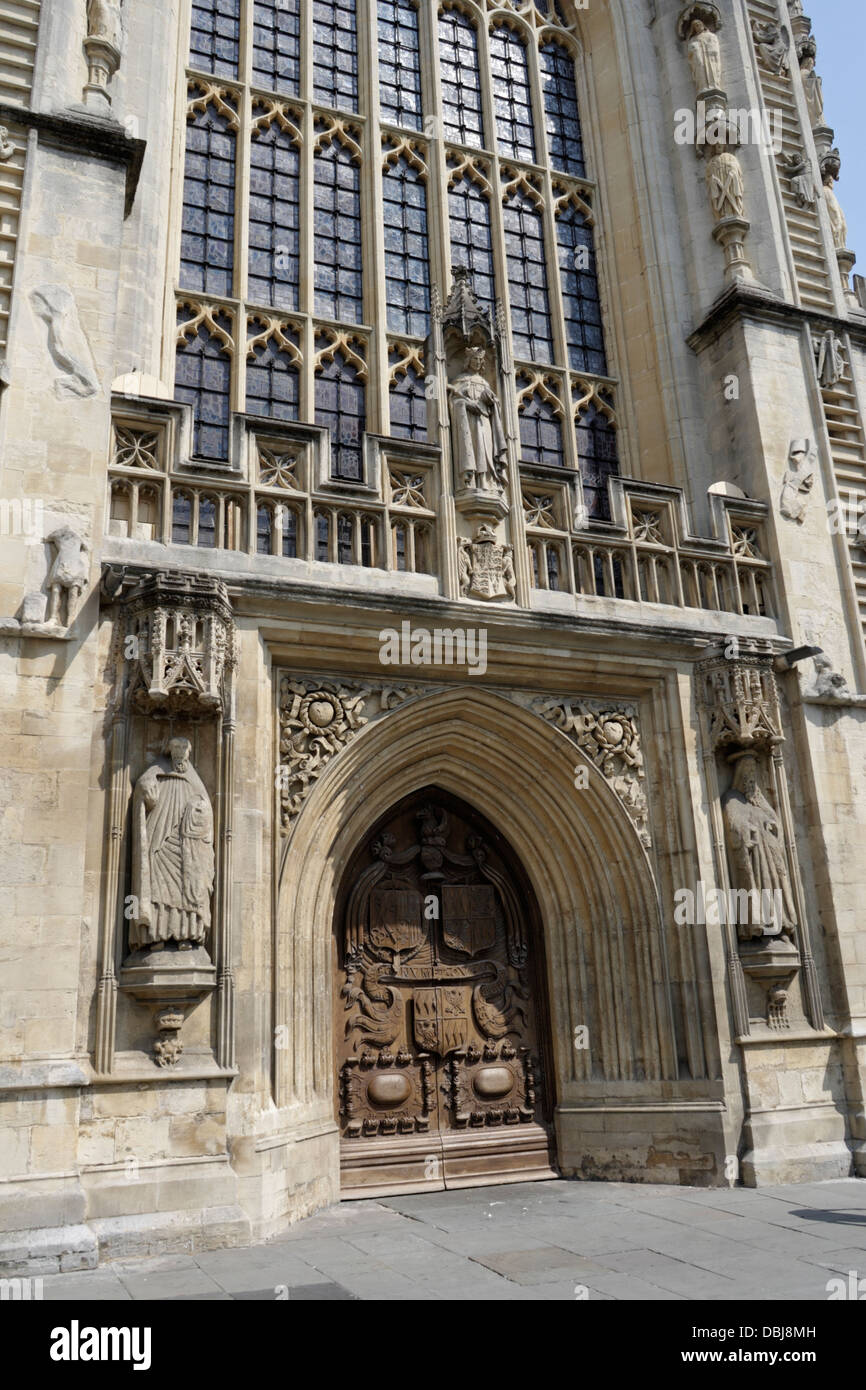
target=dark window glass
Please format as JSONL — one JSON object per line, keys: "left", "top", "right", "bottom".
{"left": 438, "top": 10, "right": 485, "bottom": 148}
{"left": 313, "top": 0, "right": 358, "bottom": 111}
{"left": 249, "top": 119, "right": 301, "bottom": 310}
{"left": 393, "top": 523, "right": 407, "bottom": 571}
{"left": 175, "top": 313, "right": 233, "bottom": 460}
{"left": 490, "top": 25, "right": 535, "bottom": 162}
{"left": 519, "top": 392, "right": 564, "bottom": 467}
{"left": 189, "top": 0, "right": 240, "bottom": 78}
{"left": 181, "top": 96, "right": 237, "bottom": 297}
{"left": 378, "top": 0, "right": 423, "bottom": 130}
{"left": 282, "top": 507, "right": 298, "bottom": 557}
{"left": 314, "top": 140, "right": 363, "bottom": 322}
{"left": 198, "top": 495, "right": 217, "bottom": 547}
{"left": 360, "top": 517, "right": 374, "bottom": 567}
{"left": 389, "top": 361, "right": 428, "bottom": 440}
{"left": 547, "top": 545, "right": 560, "bottom": 590}
{"left": 172, "top": 493, "right": 192, "bottom": 545}
{"left": 503, "top": 190, "right": 553, "bottom": 364}
{"left": 448, "top": 175, "right": 495, "bottom": 313}
{"left": 252, "top": 0, "right": 301, "bottom": 94}
{"left": 257, "top": 504, "right": 273, "bottom": 555}
{"left": 316, "top": 347, "right": 367, "bottom": 481}
{"left": 557, "top": 202, "right": 608, "bottom": 375}
{"left": 337, "top": 513, "right": 353, "bottom": 564}
{"left": 576, "top": 402, "right": 619, "bottom": 520}
{"left": 316, "top": 511, "right": 330, "bottom": 560}
{"left": 383, "top": 155, "right": 430, "bottom": 336}
{"left": 246, "top": 329, "right": 300, "bottom": 421}
{"left": 540, "top": 40, "right": 586, "bottom": 177}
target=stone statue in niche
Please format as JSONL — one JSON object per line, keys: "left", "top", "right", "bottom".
{"left": 722, "top": 752, "right": 797, "bottom": 942}
{"left": 130, "top": 737, "right": 214, "bottom": 952}
{"left": 46, "top": 524, "right": 89, "bottom": 626}
{"left": 813, "top": 330, "right": 845, "bottom": 389}
{"left": 821, "top": 152, "right": 848, "bottom": 252}
{"left": 86, "top": 0, "right": 122, "bottom": 48}
{"left": 686, "top": 18, "right": 723, "bottom": 94}
{"left": 449, "top": 346, "right": 508, "bottom": 495}
{"left": 799, "top": 47, "right": 824, "bottom": 128}
{"left": 705, "top": 148, "right": 745, "bottom": 220}
{"left": 779, "top": 437, "right": 816, "bottom": 522}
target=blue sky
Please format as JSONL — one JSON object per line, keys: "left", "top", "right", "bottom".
{"left": 811, "top": 0, "right": 865, "bottom": 257}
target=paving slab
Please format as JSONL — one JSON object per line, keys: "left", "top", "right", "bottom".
{"left": 32, "top": 1177, "right": 866, "bottom": 1301}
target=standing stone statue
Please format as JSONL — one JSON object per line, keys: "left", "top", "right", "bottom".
{"left": 86, "top": 0, "right": 122, "bottom": 49}
{"left": 46, "top": 525, "right": 89, "bottom": 626}
{"left": 130, "top": 737, "right": 215, "bottom": 951}
{"left": 799, "top": 52, "right": 824, "bottom": 128}
{"left": 705, "top": 150, "right": 745, "bottom": 220}
{"left": 779, "top": 437, "right": 816, "bottom": 522}
{"left": 722, "top": 753, "right": 797, "bottom": 941}
{"left": 449, "top": 346, "right": 508, "bottom": 493}
{"left": 687, "top": 19, "right": 723, "bottom": 94}
{"left": 822, "top": 162, "right": 848, "bottom": 252}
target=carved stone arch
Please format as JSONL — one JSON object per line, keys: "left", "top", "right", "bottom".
{"left": 439, "top": 0, "right": 486, "bottom": 27}
{"left": 274, "top": 687, "right": 678, "bottom": 1136}
{"left": 487, "top": 9, "right": 535, "bottom": 42}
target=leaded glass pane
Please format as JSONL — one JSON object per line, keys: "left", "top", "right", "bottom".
{"left": 314, "top": 141, "right": 364, "bottom": 322}
{"left": 246, "top": 330, "right": 300, "bottom": 420}
{"left": 252, "top": 0, "right": 301, "bottom": 94}
{"left": 557, "top": 204, "right": 607, "bottom": 375}
{"left": 316, "top": 347, "right": 366, "bottom": 481}
{"left": 313, "top": 0, "right": 359, "bottom": 112}
{"left": 181, "top": 98, "right": 237, "bottom": 297}
{"left": 383, "top": 156, "right": 430, "bottom": 337}
{"left": 540, "top": 40, "right": 586, "bottom": 177}
{"left": 438, "top": 10, "right": 485, "bottom": 148}
{"left": 378, "top": 0, "right": 423, "bottom": 131}
{"left": 189, "top": 0, "right": 240, "bottom": 78}
{"left": 503, "top": 191, "right": 553, "bottom": 364}
{"left": 448, "top": 176, "right": 495, "bottom": 313}
{"left": 175, "top": 315, "right": 233, "bottom": 460}
{"left": 389, "top": 361, "right": 428, "bottom": 440}
{"left": 490, "top": 25, "right": 535, "bottom": 163}
{"left": 576, "top": 402, "right": 618, "bottom": 520}
{"left": 519, "top": 394, "right": 564, "bottom": 467}
{"left": 249, "top": 121, "right": 301, "bottom": 310}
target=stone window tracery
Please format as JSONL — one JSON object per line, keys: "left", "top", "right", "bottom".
{"left": 173, "top": 0, "right": 618, "bottom": 517}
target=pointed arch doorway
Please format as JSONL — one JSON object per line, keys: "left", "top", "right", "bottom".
{"left": 334, "top": 787, "right": 557, "bottom": 1197}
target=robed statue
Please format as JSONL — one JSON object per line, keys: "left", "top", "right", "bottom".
{"left": 722, "top": 753, "right": 797, "bottom": 941}
{"left": 130, "top": 737, "right": 214, "bottom": 950}
{"left": 687, "top": 20, "right": 722, "bottom": 94}
{"left": 449, "top": 346, "right": 508, "bottom": 493}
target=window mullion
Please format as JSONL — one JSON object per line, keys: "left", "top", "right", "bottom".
{"left": 365, "top": 4, "right": 389, "bottom": 434}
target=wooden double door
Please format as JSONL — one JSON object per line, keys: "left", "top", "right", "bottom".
{"left": 335, "top": 790, "right": 556, "bottom": 1196}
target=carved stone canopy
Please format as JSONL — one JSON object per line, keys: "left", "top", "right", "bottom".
{"left": 440, "top": 266, "right": 495, "bottom": 354}
{"left": 120, "top": 571, "right": 235, "bottom": 715}
{"left": 676, "top": 2, "right": 722, "bottom": 41}
{"left": 698, "top": 650, "right": 783, "bottom": 752}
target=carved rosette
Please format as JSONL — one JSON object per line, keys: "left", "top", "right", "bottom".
{"left": 527, "top": 695, "right": 651, "bottom": 849}
{"left": 121, "top": 572, "right": 236, "bottom": 716}
{"left": 277, "top": 678, "right": 426, "bottom": 833}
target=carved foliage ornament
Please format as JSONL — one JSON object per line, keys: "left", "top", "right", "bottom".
{"left": 529, "top": 696, "right": 651, "bottom": 849}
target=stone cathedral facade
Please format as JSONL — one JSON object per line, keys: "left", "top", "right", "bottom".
{"left": 1, "top": 0, "right": 866, "bottom": 1271}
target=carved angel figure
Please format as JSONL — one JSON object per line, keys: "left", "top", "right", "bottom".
{"left": 779, "top": 438, "right": 816, "bottom": 523}
{"left": 800, "top": 54, "right": 824, "bottom": 128}
{"left": 130, "top": 738, "right": 215, "bottom": 950}
{"left": 46, "top": 525, "right": 89, "bottom": 626}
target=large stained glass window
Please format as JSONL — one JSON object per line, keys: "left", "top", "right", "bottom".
{"left": 175, "top": 2, "right": 618, "bottom": 525}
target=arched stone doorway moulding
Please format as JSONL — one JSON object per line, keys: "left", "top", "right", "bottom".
{"left": 274, "top": 688, "right": 678, "bottom": 1132}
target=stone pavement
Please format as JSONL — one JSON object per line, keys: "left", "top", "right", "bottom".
{"left": 37, "top": 1177, "right": 866, "bottom": 1301}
